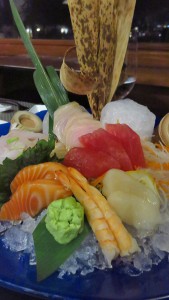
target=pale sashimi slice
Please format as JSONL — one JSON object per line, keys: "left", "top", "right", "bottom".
{"left": 65, "top": 118, "right": 102, "bottom": 150}
{"left": 0, "top": 129, "right": 47, "bottom": 164}
{"left": 53, "top": 102, "right": 87, "bottom": 142}
{"left": 62, "top": 111, "right": 93, "bottom": 145}
{"left": 53, "top": 102, "right": 81, "bottom": 142}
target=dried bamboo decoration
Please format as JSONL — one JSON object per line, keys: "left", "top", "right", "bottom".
{"left": 108, "top": 0, "right": 137, "bottom": 102}
{"left": 67, "top": 0, "right": 99, "bottom": 77}
{"left": 88, "top": 0, "right": 118, "bottom": 119}
{"left": 60, "top": 0, "right": 136, "bottom": 119}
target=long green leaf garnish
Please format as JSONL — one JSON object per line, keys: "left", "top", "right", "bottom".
{"left": 33, "top": 216, "right": 91, "bottom": 281}
{"left": 9, "top": 0, "right": 69, "bottom": 120}
{"left": 46, "top": 66, "right": 69, "bottom": 101}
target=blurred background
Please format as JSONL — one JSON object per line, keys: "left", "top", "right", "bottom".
{"left": 0, "top": 0, "right": 169, "bottom": 42}
{"left": 0, "top": 0, "right": 169, "bottom": 118}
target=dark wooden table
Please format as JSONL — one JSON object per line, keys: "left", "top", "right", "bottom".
{"left": 0, "top": 54, "right": 169, "bottom": 119}
{"left": 0, "top": 55, "right": 63, "bottom": 70}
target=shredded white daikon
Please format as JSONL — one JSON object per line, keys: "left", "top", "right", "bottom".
{"left": 142, "top": 139, "right": 169, "bottom": 164}
{"left": 142, "top": 139, "right": 169, "bottom": 213}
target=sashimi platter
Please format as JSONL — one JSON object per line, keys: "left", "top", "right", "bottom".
{"left": 1, "top": 1, "right": 169, "bottom": 299}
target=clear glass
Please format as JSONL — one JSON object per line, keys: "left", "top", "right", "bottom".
{"left": 0, "top": 99, "right": 19, "bottom": 122}
{"left": 112, "top": 29, "right": 138, "bottom": 101}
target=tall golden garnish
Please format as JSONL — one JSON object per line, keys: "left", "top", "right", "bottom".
{"left": 60, "top": 0, "right": 136, "bottom": 119}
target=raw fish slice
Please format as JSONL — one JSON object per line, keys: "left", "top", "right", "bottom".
{"left": 53, "top": 102, "right": 86, "bottom": 142}
{"left": 53, "top": 102, "right": 102, "bottom": 149}
{"left": 0, "top": 129, "right": 47, "bottom": 164}
{"left": 63, "top": 147, "right": 120, "bottom": 178}
{"left": 100, "top": 99, "right": 156, "bottom": 139}
{"left": 105, "top": 124, "right": 146, "bottom": 169}
{"left": 65, "top": 118, "right": 101, "bottom": 150}
{"left": 10, "top": 162, "right": 67, "bottom": 194}
{"left": 62, "top": 111, "right": 92, "bottom": 145}
{"left": 80, "top": 128, "right": 133, "bottom": 171}
{"left": 0, "top": 179, "right": 72, "bottom": 221}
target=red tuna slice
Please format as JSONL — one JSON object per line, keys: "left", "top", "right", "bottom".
{"left": 63, "top": 147, "right": 120, "bottom": 179}
{"left": 105, "top": 124, "right": 146, "bottom": 169}
{"left": 79, "top": 128, "right": 133, "bottom": 171}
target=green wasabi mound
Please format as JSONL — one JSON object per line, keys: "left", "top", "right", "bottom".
{"left": 45, "top": 196, "right": 84, "bottom": 244}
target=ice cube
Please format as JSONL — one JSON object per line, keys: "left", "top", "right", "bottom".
{"left": 3, "top": 226, "right": 31, "bottom": 252}
{"left": 152, "top": 233, "right": 169, "bottom": 253}
{"left": 100, "top": 99, "right": 156, "bottom": 139}
{"left": 133, "top": 252, "right": 152, "bottom": 272}
{"left": 58, "top": 233, "right": 109, "bottom": 278}
{"left": 0, "top": 221, "right": 12, "bottom": 233}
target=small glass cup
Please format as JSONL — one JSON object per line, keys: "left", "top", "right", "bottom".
{"left": 0, "top": 99, "right": 19, "bottom": 122}
{"left": 112, "top": 29, "right": 138, "bottom": 100}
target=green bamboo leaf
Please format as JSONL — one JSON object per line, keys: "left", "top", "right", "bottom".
{"left": 46, "top": 66, "right": 69, "bottom": 104}
{"left": 10, "top": 0, "right": 41, "bottom": 68}
{"left": 33, "top": 216, "right": 90, "bottom": 281}
{"left": 9, "top": 0, "right": 69, "bottom": 118}
{"left": 10, "top": 0, "right": 48, "bottom": 81}
{"left": 33, "top": 70, "right": 61, "bottom": 134}
{"left": 49, "top": 115, "right": 54, "bottom": 136}
{"left": 33, "top": 70, "right": 57, "bottom": 118}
